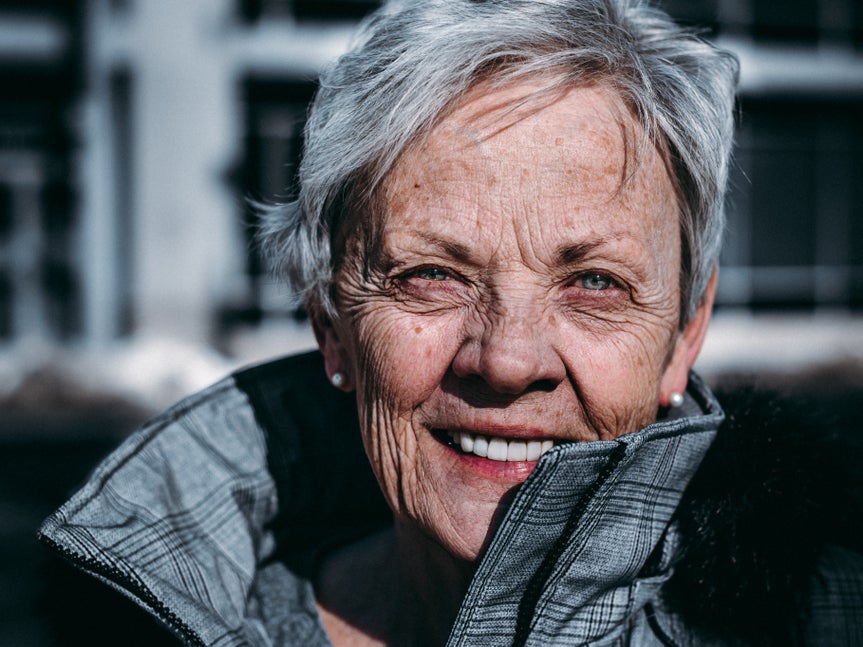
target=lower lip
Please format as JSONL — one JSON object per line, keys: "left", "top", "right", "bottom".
{"left": 432, "top": 429, "right": 542, "bottom": 481}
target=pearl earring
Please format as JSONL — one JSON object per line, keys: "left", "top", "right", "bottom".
{"left": 331, "top": 372, "right": 345, "bottom": 388}
{"left": 669, "top": 392, "right": 684, "bottom": 408}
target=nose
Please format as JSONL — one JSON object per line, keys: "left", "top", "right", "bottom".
{"left": 451, "top": 301, "right": 567, "bottom": 395}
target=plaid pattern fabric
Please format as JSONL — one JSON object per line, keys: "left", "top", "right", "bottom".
{"left": 804, "top": 545, "right": 863, "bottom": 645}
{"left": 38, "top": 353, "right": 861, "bottom": 645}
{"left": 451, "top": 374, "right": 722, "bottom": 646}
{"left": 39, "top": 377, "right": 284, "bottom": 646}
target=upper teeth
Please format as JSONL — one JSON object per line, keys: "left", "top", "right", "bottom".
{"left": 448, "top": 431, "right": 554, "bottom": 462}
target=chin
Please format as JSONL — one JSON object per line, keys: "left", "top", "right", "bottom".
{"left": 414, "top": 473, "right": 527, "bottom": 564}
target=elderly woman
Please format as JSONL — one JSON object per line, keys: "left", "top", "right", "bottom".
{"left": 40, "top": 0, "right": 862, "bottom": 645}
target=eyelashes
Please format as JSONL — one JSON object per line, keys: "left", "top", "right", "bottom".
{"left": 571, "top": 272, "right": 619, "bottom": 291}
{"left": 413, "top": 267, "right": 452, "bottom": 282}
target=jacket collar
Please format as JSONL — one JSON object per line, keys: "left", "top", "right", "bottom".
{"left": 40, "top": 353, "right": 723, "bottom": 645}
{"left": 452, "top": 372, "right": 723, "bottom": 645}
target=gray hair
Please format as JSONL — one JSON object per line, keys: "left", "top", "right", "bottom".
{"left": 259, "top": 0, "right": 739, "bottom": 324}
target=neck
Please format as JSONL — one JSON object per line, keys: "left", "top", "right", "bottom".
{"left": 316, "top": 520, "right": 475, "bottom": 646}
{"left": 391, "top": 518, "right": 475, "bottom": 645}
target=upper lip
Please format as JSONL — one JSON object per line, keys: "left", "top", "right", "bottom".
{"left": 433, "top": 424, "right": 554, "bottom": 441}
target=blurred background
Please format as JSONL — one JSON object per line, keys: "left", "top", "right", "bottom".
{"left": 0, "top": 0, "right": 861, "bottom": 644}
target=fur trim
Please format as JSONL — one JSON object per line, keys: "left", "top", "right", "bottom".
{"left": 664, "top": 386, "right": 861, "bottom": 645}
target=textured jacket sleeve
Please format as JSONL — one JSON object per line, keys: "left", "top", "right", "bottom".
{"left": 805, "top": 545, "right": 863, "bottom": 645}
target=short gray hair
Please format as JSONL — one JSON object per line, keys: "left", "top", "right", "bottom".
{"left": 259, "top": 0, "right": 739, "bottom": 324}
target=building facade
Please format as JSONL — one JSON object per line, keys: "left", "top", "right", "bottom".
{"left": 0, "top": 0, "right": 861, "bottom": 370}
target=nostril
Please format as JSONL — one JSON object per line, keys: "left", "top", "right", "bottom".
{"left": 532, "top": 378, "right": 559, "bottom": 393}
{"left": 475, "top": 348, "right": 565, "bottom": 395}
{"left": 442, "top": 373, "right": 557, "bottom": 407}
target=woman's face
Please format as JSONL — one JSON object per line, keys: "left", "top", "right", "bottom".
{"left": 315, "top": 83, "right": 713, "bottom": 561}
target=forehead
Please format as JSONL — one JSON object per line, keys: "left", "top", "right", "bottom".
{"left": 377, "top": 82, "right": 676, "bottom": 245}
{"left": 425, "top": 82, "right": 636, "bottom": 180}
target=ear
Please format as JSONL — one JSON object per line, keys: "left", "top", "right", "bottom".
{"left": 308, "top": 301, "right": 354, "bottom": 391}
{"left": 659, "top": 268, "right": 718, "bottom": 406}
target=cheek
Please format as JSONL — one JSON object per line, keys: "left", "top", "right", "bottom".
{"left": 342, "top": 309, "right": 467, "bottom": 515}
{"left": 351, "top": 310, "right": 461, "bottom": 402}
{"left": 342, "top": 308, "right": 465, "bottom": 469}
{"left": 567, "top": 318, "right": 677, "bottom": 437}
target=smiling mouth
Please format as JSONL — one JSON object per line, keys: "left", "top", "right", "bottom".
{"left": 444, "top": 430, "right": 555, "bottom": 462}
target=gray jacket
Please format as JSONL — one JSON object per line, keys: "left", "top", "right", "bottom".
{"left": 38, "top": 352, "right": 862, "bottom": 645}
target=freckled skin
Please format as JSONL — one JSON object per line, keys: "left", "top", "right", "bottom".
{"left": 315, "top": 83, "right": 713, "bottom": 565}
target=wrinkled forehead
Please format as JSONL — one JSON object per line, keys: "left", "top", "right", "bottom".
{"left": 384, "top": 80, "right": 663, "bottom": 209}
{"left": 342, "top": 79, "right": 672, "bottom": 267}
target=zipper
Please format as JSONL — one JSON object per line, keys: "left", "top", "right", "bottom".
{"left": 39, "top": 532, "right": 207, "bottom": 647}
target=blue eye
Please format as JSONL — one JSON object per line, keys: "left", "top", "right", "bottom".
{"left": 416, "top": 267, "right": 450, "bottom": 281}
{"left": 579, "top": 273, "right": 614, "bottom": 290}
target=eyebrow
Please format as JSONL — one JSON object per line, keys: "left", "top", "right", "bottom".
{"left": 397, "top": 231, "right": 634, "bottom": 273}
{"left": 413, "top": 231, "right": 475, "bottom": 264}
{"left": 558, "top": 236, "right": 653, "bottom": 286}
{"left": 409, "top": 233, "right": 619, "bottom": 265}
{"left": 556, "top": 239, "right": 612, "bottom": 265}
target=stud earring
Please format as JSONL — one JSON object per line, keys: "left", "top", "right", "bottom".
{"left": 331, "top": 372, "right": 345, "bottom": 388}
{"left": 669, "top": 392, "right": 684, "bottom": 408}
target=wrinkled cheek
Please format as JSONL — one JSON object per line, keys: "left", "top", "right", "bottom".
{"left": 348, "top": 321, "right": 425, "bottom": 512}
{"left": 357, "top": 397, "right": 413, "bottom": 511}
{"left": 352, "top": 315, "right": 417, "bottom": 399}
{"left": 579, "top": 335, "right": 671, "bottom": 437}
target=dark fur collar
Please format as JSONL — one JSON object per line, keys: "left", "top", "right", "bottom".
{"left": 664, "top": 385, "right": 861, "bottom": 645}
